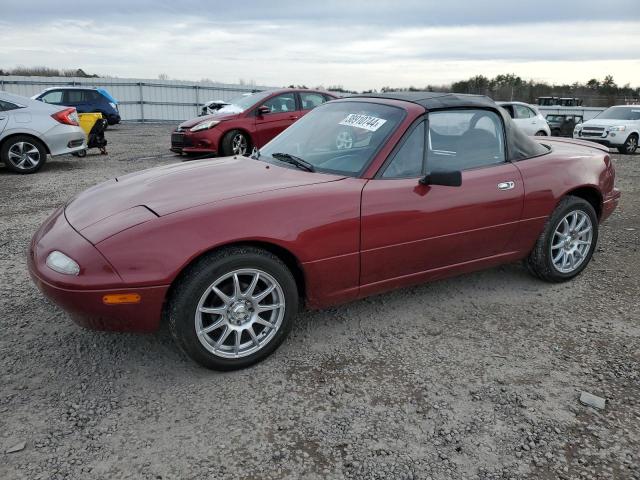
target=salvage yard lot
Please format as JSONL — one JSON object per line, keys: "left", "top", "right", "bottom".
{"left": 1, "top": 123, "right": 638, "bottom": 480}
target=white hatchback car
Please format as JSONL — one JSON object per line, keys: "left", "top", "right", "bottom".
{"left": 573, "top": 105, "right": 639, "bottom": 154}
{"left": 497, "top": 101, "right": 551, "bottom": 136}
{"left": 0, "top": 91, "right": 86, "bottom": 173}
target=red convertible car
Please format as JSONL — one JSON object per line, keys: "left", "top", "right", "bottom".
{"left": 171, "top": 88, "right": 337, "bottom": 156}
{"left": 29, "top": 92, "right": 620, "bottom": 370}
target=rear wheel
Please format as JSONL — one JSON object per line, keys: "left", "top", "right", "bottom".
{"left": 617, "top": 133, "right": 638, "bottom": 154}
{"left": 526, "top": 196, "right": 598, "bottom": 282}
{"left": 221, "top": 130, "right": 251, "bottom": 156}
{"left": 168, "top": 247, "right": 299, "bottom": 370}
{"left": 535, "top": 130, "right": 547, "bottom": 136}
{"left": 1, "top": 135, "right": 47, "bottom": 173}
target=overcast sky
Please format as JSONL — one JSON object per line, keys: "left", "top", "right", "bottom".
{"left": 1, "top": 0, "right": 639, "bottom": 90}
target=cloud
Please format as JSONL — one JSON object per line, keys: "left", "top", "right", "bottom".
{"left": 1, "top": 4, "right": 639, "bottom": 90}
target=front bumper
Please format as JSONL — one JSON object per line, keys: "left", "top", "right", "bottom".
{"left": 170, "top": 129, "right": 219, "bottom": 155}
{"left": 28, "top": 207, "right": 167, "bottom": 332}
{"left": 574, "top": 131, "right": 626, "bottom": 147}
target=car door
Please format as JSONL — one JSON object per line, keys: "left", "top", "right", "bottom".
{"left": 0, "top": 100, "right": 14, "bottom": 133}
{"left": 63, "top": 89, "right": 88, "bottom": 113}
{"left": 298, "top": 92, "right": 330, "bottom": 118}
{"left": 514, "top": 104, "right": 538, "bottom": 135}
{"left": 39, "top": 90, "right": 64, "bottom": 106}
{"left": 360, "top": 109, "right": 524, "bottom": 291}
{"left": 254, "top": 92, "right": 300, "bottom": 146}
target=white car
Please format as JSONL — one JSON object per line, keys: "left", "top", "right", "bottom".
{"left": 497, "top": 101, "right": 551, "bottom": 136}
{"left": 573, "top": 105, "right": 639, "bottom": 154}
{"left": 0, "top": 91, "right": 86, "bottom": 173}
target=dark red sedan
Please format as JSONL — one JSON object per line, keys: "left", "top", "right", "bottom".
{"left": 29, "top": 92, "right": 620, "bottom": 370}
{"left": 171, "top": 88, "right": 337, "bottom": 156}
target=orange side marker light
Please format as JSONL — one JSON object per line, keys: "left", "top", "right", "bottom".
{"left": 102, "top": 293, "right": 141, "bottom": 305}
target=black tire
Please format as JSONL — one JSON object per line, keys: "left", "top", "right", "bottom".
{"left": 534, "top": 130, "right": 547, "bottom": 136}
{"left": 168, "top": 246, "right": 299, "bottom": 370}
{"left": 551, "top": 128, "right": 561, "bottom": 137}
{"left": 1, "top": 135, "right": 47, "bottom": 174}
{"left": 220, "top": 130, "right": 251, "bottom": 157}
{"left": 526, "top": 196, "right": 598, "bottom": 282}
{"left": 617, "top": 133, "right": 638, "bottom": 154}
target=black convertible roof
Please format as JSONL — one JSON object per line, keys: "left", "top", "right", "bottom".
{"left": 352, "top": 92, "right": 497, "bottom": 111}
{"left": 349, "top": 91, "right": 549, "bottom": 161}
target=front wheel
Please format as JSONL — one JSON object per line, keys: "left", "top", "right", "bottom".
{"left": 526, "top": 196, "right": 598, "bottom": 282}
{"left": 220, "top": 130, "right": 251, "bottom": 156}
{"left": 168, "top": 247, "right": 299, "bottom": 370}
{"left": 617, "top": 134, "right": 638, "bottom": 154}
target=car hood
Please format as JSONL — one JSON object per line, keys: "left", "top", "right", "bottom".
{"left": 179, "top": 111, "right": 241, "bottom": 129}
{"left": 65, "top": 157, "right": 345, "bottom": 238}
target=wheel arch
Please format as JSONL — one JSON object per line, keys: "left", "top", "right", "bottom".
{"left": 218, "top": 127, "right": 254, "bottom": 153}
{"left": 163, "top": 239, "right": 307, "bottom": 317}
{"left": 0, "top": 132, "right": 51, "bottom": 154}
{"left": 563, "top": 185, "right": 603, "bottom": 220}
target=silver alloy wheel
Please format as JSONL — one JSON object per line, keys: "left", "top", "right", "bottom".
{"left": 195, "top": 268, "right": 285, "bottom": 359}
{"left": 550, "top": 210, "right": 593, "bottom": 273}
{"left": 232, "top": 134, "right": 248, "bottom": 155}
{"left": 336, "top": 130, "right": 354, "bottom": 149}
{"left": 626, "top": 135, "right": 638, "bottom": 153}
{"left": 7, "top": 141, "right": 41, "bottom": 170}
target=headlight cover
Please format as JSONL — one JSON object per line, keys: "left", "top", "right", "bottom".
{"left": 190, "top": 120, "right": 221, "bottom": 132}
{"left": 46, "top": 250, "right": 80, "bottom": 275}
{"left": 609, "top": 126, "right": 626, "bottom": 132}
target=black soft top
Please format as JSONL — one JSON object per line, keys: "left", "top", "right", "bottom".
{"left": 351, "top": 92, "right": 548, "bottom": 161}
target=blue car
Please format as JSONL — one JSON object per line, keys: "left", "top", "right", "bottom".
{"left": 34, "top": 87, "right": 121, "bottom": 125}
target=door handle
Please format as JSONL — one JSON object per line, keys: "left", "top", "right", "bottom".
{"left": 289, "top": 115, "right": 299, "bottom": 120}
{"left": 498, "top": 181, "right": 515, "bottom": 190}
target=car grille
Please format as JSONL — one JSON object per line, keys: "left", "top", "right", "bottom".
{"left": 580, "top": 127, "right": 605, "bottom": 138}
{"left": 171, "top": 133, "right": 192, "bottom": 148}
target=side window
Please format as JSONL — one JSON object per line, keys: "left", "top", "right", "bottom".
{"left": 514, "top": 104, "right": 533, "bottom": 118}
{"left": 64, "top": 90, "right": 86, "bottom": 104}
{"left": 0, "top": 100, "right": 21, "bottom": 111}
{"left": 427, "top": 109, "right": 505, "bottom": 172}
{"left": 300, "top": 92, "right": 327, "bottom": 110}
{"left": 382, "top": 121, "right": 425, "bottom": 178}
{"left": 261, "top": 93, "right": 297, "bottom": 113}
{"left": 40, "top": 90, "right": 63, "bottom": 104}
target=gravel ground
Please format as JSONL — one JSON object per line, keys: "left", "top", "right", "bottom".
{"left": 1, "top": 123, "right": 638, "bottom": 480}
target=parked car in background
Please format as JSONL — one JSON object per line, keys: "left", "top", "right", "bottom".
{"left": 200, "top": 100, "right": 229, "bottom": 116}
{"left": 171, "top": 88, "right": 338, "bottom": 156}
{"left": 497, "top": 101, "right": 550, "bottom": 136}
{"left": 573, "top": 105, "right": 640, "bottom": 154}
{"left": 30, "top": 92, "right": 619, "bottom": 369}
{"left": 34, "top": 87, "right": 121, "bottom": 125}
{"left": 1, "top": 91, "right": 86, "bottom": 173}
{"left": 547, "top": 114, "right": 583, "bottom": 137}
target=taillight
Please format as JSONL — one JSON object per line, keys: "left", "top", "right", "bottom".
{"left": 51, "top": 107, "right": 79, "bottom": 126}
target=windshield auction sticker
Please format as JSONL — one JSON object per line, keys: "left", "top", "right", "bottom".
{"left": 339, "top": 114, "right": 387, "bottom": 132}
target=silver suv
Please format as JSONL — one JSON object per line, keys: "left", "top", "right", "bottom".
{"left": 574, "top": 105, "right": 640, "bottom": 154}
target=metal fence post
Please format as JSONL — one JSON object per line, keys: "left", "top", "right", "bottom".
{"left": 138, "top": 82, "right": 145, "bottom": 122}
{"left": 194, "top": 85, "right": 199, "bottom": 117}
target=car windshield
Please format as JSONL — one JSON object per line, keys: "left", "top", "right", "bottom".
{"left": 596, "top": 106, "right": 640, "bottom": 121}
{"left": 546, "top": 115, "right": 564, "bottom": 122}
{"left": 259, "top": 101, "right": 405, "bottom": 176}
{"left": 218, "top": 91, "right": 272, "bottom": 113}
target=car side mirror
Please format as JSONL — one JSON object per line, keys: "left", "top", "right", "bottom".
{"left": 257, "top": 105, "right": 270, "bottom": 116}
{"left": 419, "top": 170, "right": 462, "bottom": 187}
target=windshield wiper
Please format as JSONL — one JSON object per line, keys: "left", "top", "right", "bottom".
{"left": 271, "top": 152, "right": 315, "bottom": 172}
